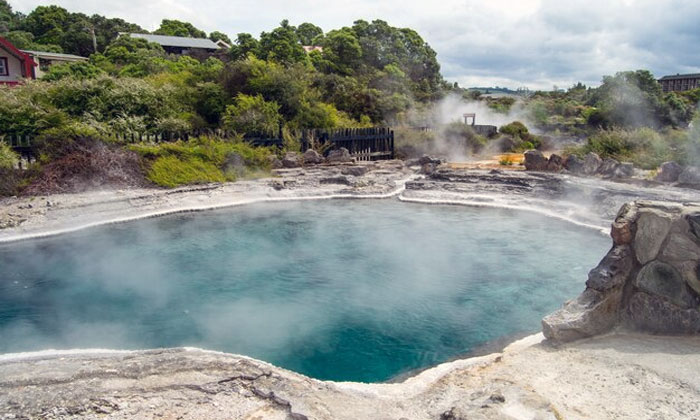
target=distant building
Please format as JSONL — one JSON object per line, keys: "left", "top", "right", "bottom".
{"left": 302, "top": 46, "right": 323, "bottom": 53}
{"left": 0, "top": 37, "right": 37, "bottom": 85}
{"left": 21, "top": 50, "right": 88, "bottom": 79}
{"left": 658, "top": 73, "right": 700, "bottom": 93}
{"left": 122, "top": 33, "right": 222, "bottom": 55}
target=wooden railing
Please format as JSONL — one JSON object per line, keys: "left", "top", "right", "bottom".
{"left": 2, "top": 127, "right": 395, "bottom": 161}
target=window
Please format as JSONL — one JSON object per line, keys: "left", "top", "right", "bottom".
{"left": 0, "top": 57, "right": 8, "bottom": 77}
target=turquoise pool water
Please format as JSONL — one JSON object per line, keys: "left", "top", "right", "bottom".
{"left": 0, "top": 199, "right": 609, "bottom": 382}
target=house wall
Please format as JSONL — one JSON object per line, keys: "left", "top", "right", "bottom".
{"left": 660, "top": 77, "right": 700, "bottom": 93}
{"left": 0, "top": 50, "right": 24, "bottom": 83}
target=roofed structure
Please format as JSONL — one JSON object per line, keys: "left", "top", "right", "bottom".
{"left": 658, "top": 73, "right": 700, "bottom": 93}
{"left": 0, "top": 37, "right": 37, "bottom": 85}
{"left": 21, "top": 50, "right": 88, "bottom": 79}
{"left": 123, "top": 33, "right": 221, "bottom": 54}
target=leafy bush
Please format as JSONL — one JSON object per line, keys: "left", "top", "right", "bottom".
{"left": 499, "top": 121, "right": 541, "bottom": 151}
{"left": 147, "top": 155, "right": 227, "bottom": 188}
{"left": 0, "top": 141, "right": 18, "bottom": 169}
{"left": 222, "top": 93, "right": 282, "bottom": 135}
{"left": 570, "top": 128, "right": 681, "bottom": 169}
{"left": 131, "top": 137, "right": 274, "bottom": 187}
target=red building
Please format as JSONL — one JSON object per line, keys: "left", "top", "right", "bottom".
{"left": 0, "top": 37, "right": 37, "bottom": 85}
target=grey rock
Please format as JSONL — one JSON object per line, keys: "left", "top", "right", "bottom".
{"left": 625, "top": 292, "right": 700, "bottom": 334}
{"left": 660, "top": 233, "right": 700, "bottom": 262}
{"left": 611, "top": 203, "right": 639, "bottom": 245}
{"left": 523, "top": 150, "right": 548, "bottom": 171}
{"left": 613, "top": 162, "right": 634, "bottom": 178}
{"left": 303, "top": 149, "right": 323, "bottom": 165}
{"left": 564, "top": 155, "right": 584, "bottom": 174}
{"left": 341, "top": 166, "right": 369, "bottom": 177}
{"left": 634, "top": 209, "right": 672, "bottom": 264}
{"left": 586, "top": 245, "right": 634, "bottom": 291}
{"left": 582, "top": 152, "right": 602, "bottom": 175}
{"left": 546, "top": 154, "right": 564, "bottom": 172}
{"left": 319, "top": 176, "right": 351, "bottom": 185}
{"left": 655, "top": 161, "right": 682, "bottom": 183}
{"left": 678, "top": 166, "right": 700, "bottom": 186}
{"left": 677, "top": 261, "right": 700, "bottom": 296}
{"left": 542, "top": 288, "right": 622, "bottom": 342}
{"left": 597, "top": 158, "right": 619, "bottom": 177}
{"left": 635, "top": 261, "right": 695, "bottom": 309}
{"left": 418, "top": 155, "right": 442, "bottom": 166}
{"left": 326, "top": 148, "right": 353, "bottom": 163}
{"left": 685, "top": 212, "right": 700, "bottom": 241}
{"left": 223, "top": 152, "right": 246, "bottom": 176}
{"left": 420, "top": 163, "right": 437, "bottom": 175}
{"left": 268, "top": 155, "right": 283, "bottom": 169}
{"left": 282, "top": 152, "right": 302, "bottom": 168}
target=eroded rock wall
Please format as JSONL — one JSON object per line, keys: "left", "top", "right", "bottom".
{"left": 543, "top": 201, "right": 700, "bottom": 342}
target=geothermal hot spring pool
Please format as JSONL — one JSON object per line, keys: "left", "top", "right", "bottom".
{"left": 0, "top": 199, "right": 609, "bottom": 382}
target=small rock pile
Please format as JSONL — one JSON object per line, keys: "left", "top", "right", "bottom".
{"left": 542, "top": 201, "right": 700, "bottom": 342}
{"left": 523, "top": 150, "right": 634, "bottom": 178}
{"left": 271, "top": 148, "right": 355, "bottom": 169}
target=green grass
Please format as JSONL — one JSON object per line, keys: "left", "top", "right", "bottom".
{"left": 130, "top": 136, "right": 274, "bottom": 188}
{"left": 147, "top": 155, "right": 228, "bottom": 188}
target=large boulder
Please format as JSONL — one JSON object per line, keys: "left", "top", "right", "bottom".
{"left": 326, "top": 148, "right": 353, "bottom": 163}
{"left": 341, "top": 166, "right": 369, "bottom": 177}
{"left": 543, "top": 201, "right": 700, "bottom": 342}
{"left": 523, "top": 150, "right": 548, "bottom": 171}
{"left": 303, "top": 149, "right": 323, "bottom": 165}
{"left": 597, "top": 158, "right": 619, "bottom": 177}
{"left": 655, "top": 161, "right": 682, "bottom": 183}
{"left": 612, "top": 162, "right": 634, "bottom": 178}
{"left": 563, "top": 154, "right": 584, "bottom": 174}
{"left": 582, "top": 152, "right": 602, "bottom": 175}
{"left": 281, "top": 151, "right": 302, "bottom": 168}
{"left": 677, "top": 166, "right": 700, "bottom": 186}
{"left": 546, "top": 154, "right": 564, "bottom": 172}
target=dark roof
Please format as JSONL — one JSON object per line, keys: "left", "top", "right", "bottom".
{"left": 124, "top": 33, "right": 220, "bottom": 50}
{"left": 659, "top": 73, "right": 700, "bottom": 81}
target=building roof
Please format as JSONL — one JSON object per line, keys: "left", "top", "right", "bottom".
{"left": 0, "top": 37, "right": 37, "bottom": 66}
{"left": 659, "top": 73, "right": 700, "bottom": 81}
{"left": 125, "top": 33, "right": 220, "bottom": 50}
{"left": 21, "top": 50, "right": 88, "bottom": 61}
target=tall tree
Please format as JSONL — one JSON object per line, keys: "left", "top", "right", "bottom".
{"left": 257, "top": 20, "right": 307, "bottom": 65}
{"left": 209, "top": 31, "right": 232, "bottom": 45}
{"left": 295, "top": 22, "right": 322, "bottom": 45}
{"left": 229, "top": 33, "right": 259, "bottom": 60}
{"left": 154, "top": 19, "right": 206, "bottom": 38}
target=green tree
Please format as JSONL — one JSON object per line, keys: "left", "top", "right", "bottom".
{"left": 257, "top": 20, "right": 307, "bottom": 65}
{"left": 209, "top": 31, "right": 232, "bottom": 45}
{"left": 229, "top": 33, "right": 259, "bottom": 60}
{"left": 295, "top": 22, "right": 323, "bottom": 45}
{"left": 321, "top": 28, "right": 361, "bottom": 75}
{"left": 154, "top": 19, "right": 206, "bottom": 38}
{"left": 222, "top": 93, "right": 282, "bottom": 134}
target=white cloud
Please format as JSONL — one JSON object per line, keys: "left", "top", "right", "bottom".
{"left": 12, "top": 0, "right": 700, "bottom": 90}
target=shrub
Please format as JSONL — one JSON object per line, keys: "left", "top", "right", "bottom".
{"left": 0, "top": 142, "right": 18, "bottom": 169}
{"left": 147, "top": 155, "right": 227, "bottom": 188}
{"left": 222, "top": 93, "right": 282, "bottom": 135}
{"left": 499, "top": 121, "right": 541, "bottom": 151}
{"left": 131, "top": 137, "right": 274, "bottom": 187}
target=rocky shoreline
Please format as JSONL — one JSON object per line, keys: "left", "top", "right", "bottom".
{"left": 2, "top": 160, "right": 700, "bottom": 419}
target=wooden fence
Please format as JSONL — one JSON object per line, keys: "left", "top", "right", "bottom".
{"left": 2, "top": 127, "right": 395, "bottom": 161}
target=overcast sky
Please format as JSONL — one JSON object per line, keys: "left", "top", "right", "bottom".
{"left": 13, "top": 0, "right": 700, "bottom": 90}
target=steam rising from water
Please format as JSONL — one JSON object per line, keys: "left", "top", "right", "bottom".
{"left": 0, "top": 200, "right": 608, "bottom": 382}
